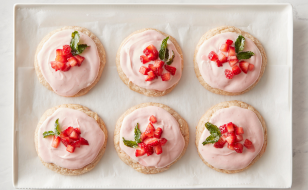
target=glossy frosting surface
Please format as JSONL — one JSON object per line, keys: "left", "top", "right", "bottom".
{"left": 38, "top": 108, "right": 105, "bottom": 169}
{"left": 120, "top": 30, "right": 182, "bottom": 91}
{"left": 198, "top": 106, "right": 264, "bottom": 170}
{"left": 196, "top": 32, "right": 262, "bottom": 92}
{"left": 120, "top": 106, "right": 185, "bottom": 168}
{"left": 37, "top": 29, "right": 100, "bottom": 96}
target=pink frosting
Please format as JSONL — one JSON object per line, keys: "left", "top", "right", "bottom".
{"left": 198, "top": 106, "right": 264, "bottom": 170}
{"left": 37, "top": 108, "right": 105, "bottom": 170}
{"left": 120, "top": 30, "right": 182, "bottom": 91}
{"left": 120, "top": 106, "right": 185, "bottom": 168}
{"left": 196, "top": 32, "right": 262, "bottom": 92}
{"left": 37, "top": 29, "right": 100, "bottom": 96}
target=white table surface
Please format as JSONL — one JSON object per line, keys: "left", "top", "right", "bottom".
{"left": 1, "top": 0, "right": 307, "bottom": 189}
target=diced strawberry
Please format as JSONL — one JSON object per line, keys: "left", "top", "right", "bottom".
{"left": 218, "top": 52, "right": 228, "bottom": 64}
{"left": 235, "top": 127, "right": 244, "bottom": 135}
{"left": 74, "top": 55, "right": 85, "bottom": 66}
{"left": 154, "top": 127, "right": 163, "bottom": 138}
{"left": 221, "top": 134, "right": 228, "bottom": 141}
{"left": 232, "top": 65, "right": 241, "bottom": 75}
{"left": 66, "top": 144, "right": 75, "bottom": 153}
{"left": 161, "top": 72, "right": 171, "bottom": 81}
{"left": 59, "top": 132, "right": 67, "bottom": 138}
{"left": 215, "top": 60, "right": 223, "bottom": 67}
{"left": 236, "top": 134, "right": 243, "bottom": 142}
{"left": 234, "top": 143, "right": 243, "bottom": 153}
{"left": 62, "top": 45, "right": 71, "bottom": 56}
{"left": 143, "top": 45, "right": 158, "bottom": 60}
{"left": 219, "top": 124, "right": 228, "bottom": 134}
{"left": 135, "top": 149, "right": 146, "bottom": 157}
{"left": 244, "top": 139, "right": 254, "bottom": 149}
{"left": 65, "top": 53, "right": 73, "bottom": 59}
{"left": 214, "top": 137, "right": 226, "bottom": 148}
{"left": 228, "top": 46, "right": 236, "bottom": 56}
{"left": 64, "top": 127, "right": 74, "bottom": 136}
{"left": 61, "top": 137, "right": 71, "bottom": 147}
{"left": 55, "top": 55, "right": 67, "bottom": 63}
{"left": 80, "top": 137, "right": 89, "bottom": 145}
{"left": 72, "top": 140, "right": 81, "bottom": 148}
{"left": 140, "top": 55, "right": 151, "bottom": 64}
{"left": 74, "top": 128, "right": 81, "bottom": 134}
{"left": 164, "top": 65, "right": 176, "bottom": 75}
{"left": 226, "top": 39, "right": 233, "bottom": 45}
{"left": 226, "top": 122, "right": 234, "bottom": 132}
{"left": 220, "top": 43, "right": 229, "bottom": 52}
{"left": 144, "top": 123, "right": 155, "bottom": 138}
{"left": 225, "top": 69, "right": 234, "bottom": 79}
{"left": 144, "top": 138, "right": 160, "bottom": 146}
{"left": 56, "top": 49, "right": 63, "bottom": 56}
{"left": 69, "top": 130, "right": 79, "bottom": 140}
{"left": 61, "top": 62, "right": 71, "bottom": 72}
{"left": 51, "top": 136, "right": 61, "bottom": 148}
{"left": 228, "top": 143, "right": 235, "bottom": 150}
{"left": 228, "top": 56, "right": 239, "bottom": 67}
{"left": 160, "top": 138, "right": 168, "bottom": 146}
{"left": 154, "top": 144, "right": 163, "bottom": 155}
{"left": 156, "top": 67, "right": 163, "bottom": 76}
{"left": 149, "top": 115, "right": 157, "bottom": 123}
{"left": 145, "top": 71, "right": 156, "bottom": 81}
{"left": 140, "top": 133, "right": 148, "bottom": 142}
{"left": 154, "top": 60, "right": 164, "bottom": 68}
{"left": 138, "top": 142, "right": 145, "bottom": 149}
{"left": 148, "top": 64, "right": 156, "bottom": 72}
{"left": 147, "top": 53, "right": 156, "bottom": 61}
{"left": 67, "top": 57, "right": 78, "bottom": 67}
{"left": 208, "top": 51, "right": 218, "bottom": 61}
{"left": 145, "top": 145, "right": 154, "bottom": 156}
{"left": 51, "top": 61, "right": 65, "bottom": 71}
{"left": 226, "top": 133, "right": 236, "bottom": 145}
{"left": 239, "top": 61, "right": 249, "bottom": 74}
{"left": 139, "top": 66, "right": 150, "bottom": 75}
{"left": 248, "top": 63, "right": 255, "bottom": 71}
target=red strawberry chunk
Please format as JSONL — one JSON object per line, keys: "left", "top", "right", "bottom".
{"left": 154, "top": 127, "right": 163, "bottom": 138}
{"left": 248, "top": 63, "right": 255, "bottom": 71}
{"left": 69, "top": 130, "right": 79, "bottom": 140}
{"left": 68, "top": 57, "right": 78, "bottom": 67}
{"left": 214, "top": 137, "right": 226, "bottom": 148}
{"left": 220, "top": 43, "right": 229, "bottom": 52}
{"left": 65, "top": 53, "right": 73, "bottom": 59}
{"left": 140, "top": 133, "right": 148, "bottom": 142}
{"left": 55, "top": 55, "right": 67, "bottom": 63}
{"left": 56, "top": 49, "right": 63, "bottom": 56}
{"left": 164, "top": 65, "right": 176, "bottom": 75}
{"left": 72, "top": 140, "right": 81, "bottom": 148}
{"left": 59, "top": 132, "right": 67, "bottom": 138}
{"left": 51, "top": 61, "right": 65, "bottom": 71}
{"left": 154, "top": 60, "right": 164, "bottom": 68}
{"left": 144, "top": 138, "right": 160, "bottom": 146}
{"left": 135, "top": 149, "right": 146, "bottom": 157}
{"left": 61, "top": 137, "right": 71, "bottom": 147}
{"left": 140, "top": 55, "right": 151, "bottom": 64}
{"left": 228, "top": 56, "right": 239, "bottom": 67}
{"left": 218, "top": 52, "right": 228, "bottom": 64}
{"left": 64, "top": 127, "right": 74, "bottom": 136}
{"left": 143, "top": 45, "right": 158, "bottom": 60}
{"left": 226, "top": 133, "right": 236, "bottom": 145}
{"left": 149, "top": 115, "right": 157, "bottom": 123}
{"left": 226, "top": 39, "right": 233, "bottom": 45}
{"left": 144, "top": 123, "right": 155, "bottom": 138}
{"left": 235, "top": 127, "right": 244, "bottom": 135}
{"left": 80, "top": 137, "right": 89, "bottom": 145}
{"left": 61, "top": 63, "right": 71, "bottom": 72}
{"left": 62, "top": 45, "right": 71, "bottom": 56}
{"left": 224, "top": 69, "right": 234, "bottom": 79}
{"left": 244, "top": 139, "right": 254, "bottom": 149}
{"left": 236, "top": 134, "right": 243, "bottom": 142}
{"left": 156, "top": 67, "right": 163, "bottom": 76}
{"left": 145, "top": 71, "right": 156, "bottom": 81}
{"left": 221, "top": 134, "right": 228, "bottom": 141}
{"left": 154, "top": 144, "right": 163, "bottom": 155}
{"left": 139, "top": 66, "right": 150, "bottom": 75}
{"left": 74, "top": 128, "right": 81, "bottom": 134}
{"left": 228, "top": 143, "right": 235, "bottom": 150}
{"left": 208, "top": 51, "right": 218, "bottom": 61}
{"left": 51, "top": 136, "right": 61, "bottom": 148}
{"left": 160, "top": 138, "right": 168, "bottom": 146}
{"left": 215, "top": 60, "right": 223, "bottom": 67}
{"left": 146, "top": 145, "right": 154, "bottom": 156}
{"left": 66, "top": 144, "right": 75, "bottom": 153}
{"left": 219, "top": 124, "right": 228, "bottom": 134}
{"left": 239, "top": 61, "right": 250, "bottom": 74}
{"left": 234, "top": 143, "right": 243, "bottom": 153}
{"left": 228, "top": 46, "right": 236, "bottom": 56}
{"left": 161, "top": 72, "right": 171, "bottom": 81}
{"left": 74, "top": 55, "right": 85, "bottom": 66}
{"left": 226, "top": 122, "right": 234, "bottom": 132}
{"left": 148, "top": 64, "right": 156, "bottom": 72}
{"left": 232, "top": 65, "right": 241, "bottom": 75}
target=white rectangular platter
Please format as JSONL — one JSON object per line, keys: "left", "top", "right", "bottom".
{"left": 13, "top": 4, "right": 293, "bottom": 189}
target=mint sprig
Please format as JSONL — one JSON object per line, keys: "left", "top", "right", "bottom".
{"left": 237, "top": 51, "right": 255, "bottom": 60}
{"left": 202, "top": 122, "right": 221, "bottom": 145}
{"left": 159, "top": 37, "right": 169, "bottom": 61}
{"left": 235, "top": 35, "right": 245, "bottom": 53}
{"left": 42, "top": 118, "right": 61, "bottom": 138}
{"left": 122, "top": 137, "right": 139, "bottom": 148}
{"left": 166, "top": 50, "right": 175, "bottom": 65}
{"left": 134, "top": 123, "right": 142, "bottom": 143}
{"left": 70, "top": 31, "right": 89, "bottom": 55}
{"left": 43, "top": 131, "right": 56, "bottom": 138}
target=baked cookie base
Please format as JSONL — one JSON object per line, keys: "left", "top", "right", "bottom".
{"left": 195, "top": 100, "right": 267, "bottom": 174}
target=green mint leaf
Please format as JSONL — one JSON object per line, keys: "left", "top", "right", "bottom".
{"left": 159, "top": 36, "right": 169, "bottom": 61}
{"left": 77, "top": 44, "right": 89, "bottom": 55}
{"left": 134, "top": 123, "right": 142, "bottom": 143}
{"left": 70, "top": 31, "right": 88, "bottom": 55}
{"left": 122, "top": 137, "right": 138, "bottom": 148}
{"left": 235, "top": 35, "right": 245, "bottom": 53}
{"left": 54, "top": 118, "right": 61, "bottom": 135}
{"left": 166, "top": 50, "right": 175, "bottom": 65}
{"left": 236, "top": 51, "right": 255, "bottom": 60}
{"left": 202, "top": 122, "right": 221, "bottom": 145}
{"left": 43, "top": 131, "right": 55, "bottom": 138}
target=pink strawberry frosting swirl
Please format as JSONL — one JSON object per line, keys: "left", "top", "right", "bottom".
{"left": 196, "top": 32, "right": 262, "bottom": 92}
{"left": 198, "top": 106, "right": 264, "bottom": 170}
{"left": 37, "top": 29, "right": 100, "bottom": 96}
{"left": 120, "top": 106, "right": 185, "bottom": 168}
{"left": 37, "top": 108, "right": 105, "bottom": 170}
{"left": 120, "top": 30, "right": 182, "bottom": 91}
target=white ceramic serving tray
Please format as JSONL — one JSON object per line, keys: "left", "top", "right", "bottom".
{"left": 13, "top": 3, "right": 293, "bottom": 189}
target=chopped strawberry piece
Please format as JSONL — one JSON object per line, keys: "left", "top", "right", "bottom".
{"left": 74, "top": 128, "right": 81, "bottom": 134}
{"left": 56, "top": 49, "right": 63, "bottom": 56}
{"left": 218, "top": 52, "right": 228, "bottom": 64}
{"left": 164, "top": 65, "right": 176, "bottom": 75}
{"left": 208, "top": 51, "right": 218, "bottom": 61}
{"left": 135, "top": 149, "right": 146, "bottom": 157}
{"left": 154, "top": 60, "right": 164, "bottom": 68}
{"left": 214, "top": 137, "right": 226, "bottom": 148}
{"left": 248, "top": 63, "right": 255, "bottom": 71}
{"left": 72, "top": 140, "right": 81, "bottom": 148}
{"left": 143, "top": 45, "right": 158, "bottom": 60}
{"left": 219, "top": 124, "right": 228, "bottom": 134}
{"left": 224, "top": 69, "right": 234, "bottom": 79}
{"left": 161, "top": 72, "right": 171, "bottom": 81}
{"left": 64, "top": 127, "right": 74, "bottom": 136}
{"left": 61, "top": 62, "right": 71, "bottom": 72}
{"left": 55, "top": 55, "right": 67, "bottom": 63}
{"left": 235, "top": 127, "right": 244, "bottom": 135}
{"left": 154, "top": 144, "right": 163, "bottom": 155}
{"left": 140, "top": 133, "right": 148, "bottom": 142}
{"left": 226, "top": 39, "right": 233, "bottom": 45}
{"left": 221, "top": 134, "right": 228, "bottom": 141}
{"left": 160, "top": 138, "right": 168, "bottom": 146}
{"left": 226, "top": 133, "right": 236, "bottom": 145}
{"left": 156, "top": 67, "right": 163, "bottom": 76}
{"left": 149, "top": 115, "right": 157, "bottom": 123}
{"left": 66, "top": 144, "right": 75, "bottom": 153}
{"left": 51, "top": 61, "right": 65, "bottom": 71}
{"left": 236, "top": 134, "right": 243, "bottom": 142}
{"left": 59, "top": 132, "right": 67, "bottom": 138}
{"left": 144, "top": 138, "right": 160, "bottom": 146}
{"left": 145, "top": 71, "right": 156, "bottom": 81}
{"left": 144, "top": 123, "right": 155, "bottom": 138}
{"left": 51, "top": 136, "right": 61, "bottom": 148}
{"left": 228, "top": 143, "right": 235, "bottom": 150}
{"left": 220, "top": 43, "right": 229, "bottom": 52}
{"left": 139, "top": 66, "right": 150, "bottom": 75}
{"left": 74, "top": 55, "right": 85, "bottom": 66}
{"left": 65, "top": 53, "right": 73, "bottom": 59}
{"left": 67, "top": 57, "right": 78, "bottom": 67}
{"left": 140, "top": 55, "right": 151, "bottom": 64}
{"left": 232, "top": 65, "right": 241, "bottom": 75}
{"left": 146, "top": 145, "right": 154, "bottom": 156}
{"left": 215, "top": 60, "right": 223, "bottom": 67}
{"left": 228, "top": 46, "right": 236, "bottom": 56}
{"left": 244, "top": 139, "right": 254, "bottom": 149}
{"left": 226, "top": 122, "right": 234, "bottom": 132}
{"left": 154, "top": 127, "right": 163, "bottom": 138}
{"left": 80, "top": 137, "right": 89, "bottom": 145}
{"left": 148, "top": 64, "right": 156, "bottom": 72}
{"left": 61, "top": 137, "right": 71, "bottom": 147}
{"left": 239, "top": 61, "right": 249, "bottom": 74}
{"left": 234, "top": 143, "right": 243, "bottom": 153}
{"left": 62, "top": 45, "right": 71, "bottom": 56}
{"left": 147, "top": 53, "right": 156, "bottom": 61}
{"left": 228, "top": 56, "right": 239, "bottom": 67}
{"left": 69, "top": 130, "right": 79, "bottom": 140}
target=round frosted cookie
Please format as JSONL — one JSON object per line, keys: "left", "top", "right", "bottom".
{"left": 34, "top": 26, "right": 106, "bottom": 97}
{"left": 195, "top": 100, "right": 267, "bottom": 174}
{"left": 116, "top": 28, "right": 184, "bottom": 97}
{"left": 194, "top": 26, "right": 267, "bottom": 95}
{"left": 34, "top": 104, "right": 108, "bottom": 175}
{"left": 114, "top": 102, "right": 189, "bottom": 174}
